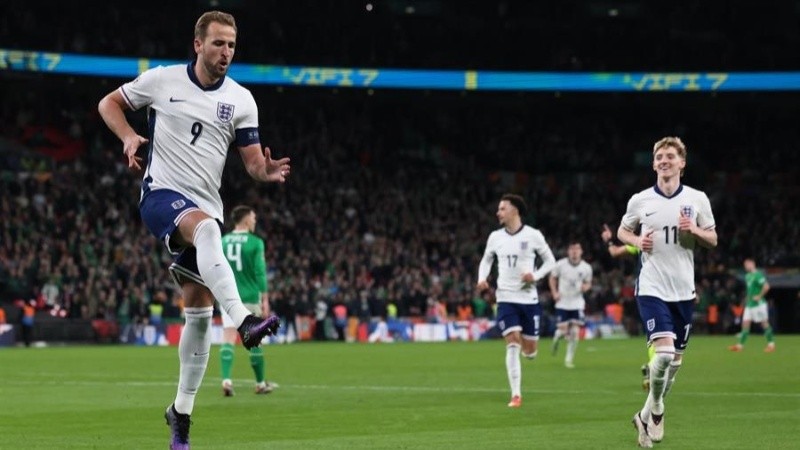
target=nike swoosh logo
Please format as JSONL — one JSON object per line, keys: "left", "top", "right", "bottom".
{"left": 193, "top": 352, "right": 209, "bottom": 357}
{"left": 645, "top": 211, "right": 656, "bottom": 217}
{"left": 169, "top": 97, "right": 186, "bottom": 102}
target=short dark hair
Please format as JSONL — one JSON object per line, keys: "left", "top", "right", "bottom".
{"left": 230, "top": 205, "right": 254, "bottom": 225}
{"left": 194, "top": 10, "right": 237, "bottom": 40}
{"left": 501, "top": 193, "right": 527, "bottom": 216}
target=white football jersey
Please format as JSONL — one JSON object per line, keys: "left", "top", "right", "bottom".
{"left": 621, "top": 184, "right": 716, "bottom": 302}
{"left": 551, "top": 258, "right": 593, "bottom": 310}
{"left": 478, "top": 225, "right": 556, "bottom": 304}
{"left": 120, "top": 63, "right": 260, "bottom": 221}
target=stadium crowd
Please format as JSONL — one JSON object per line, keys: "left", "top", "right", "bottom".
{"left": 2, "top": 0, "right": 799, "bottom": 338}
{"left": 1, "top": 74, "right": 797, "bottom": 339}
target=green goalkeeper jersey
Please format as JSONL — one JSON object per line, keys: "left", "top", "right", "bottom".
{"left": 221, "top": 230, "right": 268, "bottom": 304}
{"left": 745, "top": 270, "right": 767, "bottom": 308}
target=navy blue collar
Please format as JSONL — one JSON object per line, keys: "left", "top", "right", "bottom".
{"left": 187, "top": 61, "right": 225, "bottom": 91}
{"left": 504, "top": 224, "right": 525, "bottom": 236}
{"left": 653, "top": 183, "right": 683, "bottom": 199}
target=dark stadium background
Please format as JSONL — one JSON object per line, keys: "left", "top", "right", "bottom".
{"left": 1, "top": 0, "right": 799, "bottom": 345}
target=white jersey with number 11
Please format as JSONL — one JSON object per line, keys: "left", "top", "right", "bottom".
{"left": 621, "top": 184, "right": 715, "bottom": 302}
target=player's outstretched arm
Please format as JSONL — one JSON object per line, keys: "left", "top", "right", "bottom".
{"left": 97, "top": 90, "right": 148, "bottom": 170}
{"left": 239, "top": 144, "right": 291, "bottom": 183}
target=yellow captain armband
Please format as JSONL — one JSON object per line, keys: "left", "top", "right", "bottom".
{"left": 625, "top": 244, "right": 640, "bottom": 255}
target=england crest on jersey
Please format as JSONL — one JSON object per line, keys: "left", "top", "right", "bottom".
{"left": 680, "top": 205, "right": 694, "bottom": 218}
{"left": 217, "top": 102, "right": 235, "bottom": 123}
{"left": 520, "top": 241, "right": 528, "bottom": 251}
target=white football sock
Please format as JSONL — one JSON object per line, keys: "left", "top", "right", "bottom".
{"left": 553, "top": 328, "right": 563, "bottom": 341}
{"left": 565, "top": 326, "right": 579, "bottom": 363}
{"left": 664, "top": 360, "right": 682, "bottom": 397}
{"left": 642, "top": 346, "right": 674, "bottom": 418}
{"left": 193, "top": 219, "right": 250, "bottom": 327}
{"left": 506, "top": 343, "right": 522, "bottom": 398}
{"left": 174, "top": 306, "right": 213, "bottom": 415}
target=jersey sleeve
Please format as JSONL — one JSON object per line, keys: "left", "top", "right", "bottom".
{"left": 755, "top": 271, "right": 767, "bottom": 288}
{"left": 550, "top": 260, "right": 561, "bottom": 278}
{"left": 477, "top": 233, "right": 497, "bottom": 282}
{"left": 254, "top": 237, "right": 268, "bottom": 293}
{"left": 584, "top": 262, "right": 594, "bottom": 283}
{"left": 532, "top": 230, "right": 556, "bottom": 281}
{"left": 119, "top": 66, "right": 164, "bottom": 111}
{"left": 696, "top": 191, "right": 716, "bottom": 230}
{"left": 620, "top": 194, "right": 641, "bottom": 231}
{"left": 234, "top": 90, "right": 260, "bottom": 147}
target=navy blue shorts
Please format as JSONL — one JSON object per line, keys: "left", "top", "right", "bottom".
{"left": 139, "top": 189, "right": 221, "bottom": 285}
{"left": 636, "top": 295, "right": 694, "bottom": 353}
{"left": 555, "top": 308, "right": 585, "bottom": 325}
{"left": 496, "top": 302, "right": 541, "bottom": 340}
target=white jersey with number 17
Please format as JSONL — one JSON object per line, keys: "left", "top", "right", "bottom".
{"left": 621, "top": 184, "right": 715, "bottom": 302}
{"left": 478, "top": 225, "right": 556, "bottom": 305}
{"left": 120, "top": 63, "right": 260, "bottom": 221}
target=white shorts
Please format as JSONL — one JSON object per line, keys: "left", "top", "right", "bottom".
{"left": 220, "top": 302, "right": 262, "bottom": 328}
{"left": 742, "top": 303, "right": 768, "bottom": 323}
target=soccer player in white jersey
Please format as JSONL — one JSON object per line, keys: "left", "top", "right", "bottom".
{"left": 617, "top": 137, "right": 717, "bottom": 448}
{"left": 97, "top": 11, "right": 288, "bottom": 450}
{"left": 548, "top": 241, "right": 592, "bottom": 368}
{"left": 477, "top": 194, "right": 556, "bottom": 408}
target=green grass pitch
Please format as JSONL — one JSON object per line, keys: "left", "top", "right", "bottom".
{"left": 1, "top": 335, "right": 798, "bottom": 449}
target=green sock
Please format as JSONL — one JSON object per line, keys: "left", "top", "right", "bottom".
{"left": 739, "top": 330, "right": 750, "bottom": 345}
{"left": 221, "top": 343, "right": 235, "bottom": 380}
{"left": 765, "top": 326, "right": 774, "bottom": 343}
{"left": 249, "top": 347, "right": 265, "bottom": 383}
{"left": 647, "top": 344, "right": 656, "bottom": 364}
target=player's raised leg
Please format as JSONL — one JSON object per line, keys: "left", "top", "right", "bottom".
{"left": 178, "top": 211, "right": 279, "bottom": 348}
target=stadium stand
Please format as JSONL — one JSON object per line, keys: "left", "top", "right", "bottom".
{"left": 1, "top": 0, "right": 798, "bottom": 341}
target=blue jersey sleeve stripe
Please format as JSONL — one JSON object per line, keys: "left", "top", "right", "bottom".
{"left": 235, "top": 127, "right": 260, "bottom": 147}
